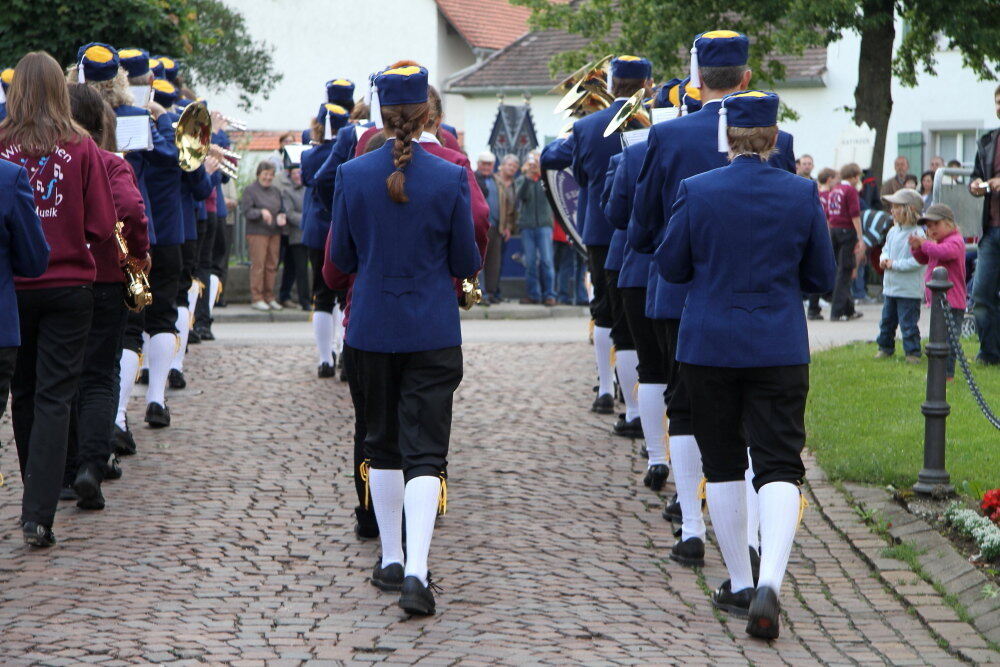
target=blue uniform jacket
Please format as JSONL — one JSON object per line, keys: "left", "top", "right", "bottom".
{"left": 118, "top": 105, "right": 178, "bottom": 246}
{"left": 300, "top": 141, "right": 335, "bottom": 250}
{"left": 605, "top": 140, "right": 651, "bottom": 289}
{"left": 330, "top": 142, "right": 482, "bottom": 353}
{"left": 567, "top": 99, "right": 627, "bottom": 247}
{"left": 632, "top": 100, "right": 795, "bottom": 319}
{"left": 211, "top": 129, "right": 231, "bottom": 219}
{"left": 144, "top": 113, "right": 190, "bottom": 246}
{"left": 315, "top": 123, "right": 373, "bottom": 212}
{"left": 602, "top": 154, "right": 625, "bottom": 272}
{"left": 656, "top": 156, "right": 835, "bottom": 367}
{"left": 180, "top": 165, "right": 212, "bottom": 241}
{"left": 0, "top": 161, "right": 50, "bottom": 346}
{"left": 540, "top": 135, "right": 589, "bottom": 242}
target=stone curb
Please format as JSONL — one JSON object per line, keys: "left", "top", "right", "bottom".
{"left": 210, "top": 304, "right": 590, "bottom": 323}
{"left": 804, "top": 456, "right": 1000, "bottom": 663}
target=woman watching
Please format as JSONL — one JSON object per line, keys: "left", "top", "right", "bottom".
{"left": 241, "top": 161, "right": 286, "bottom": 311}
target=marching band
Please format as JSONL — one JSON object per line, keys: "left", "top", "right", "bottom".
{"left": 0, "top": 25, "right": 835, "bottom": 638}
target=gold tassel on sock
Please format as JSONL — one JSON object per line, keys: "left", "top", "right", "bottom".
{"left": 697, "top": 477, "right": 707, "bottom": 500}
{"left": 359, "top": 460, "right": 371, "bottom": 510}
{"left": 437, "top": 475, "right": 448, "bottom": 516}
{"left": 797, "top": 493, "right": 809, "bottom": 525}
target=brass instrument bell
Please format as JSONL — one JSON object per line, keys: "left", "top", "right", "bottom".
{"left": 174, "top": 101, "right": 213, "bottom": 172}
{"left": 115, "top": 221, "right": 152, "bottom": 312}
{"left": 459, "top": 277, "right": 483, "bottom": 311}
{"left": 603, "top": 88, "right": 652, "bottom": 138}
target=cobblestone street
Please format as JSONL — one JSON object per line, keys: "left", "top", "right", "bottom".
{"left": 0, "top": 330, "right": 982, "bottom": 665}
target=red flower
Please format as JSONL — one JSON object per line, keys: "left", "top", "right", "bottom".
{"left": 982, "top": 489, "right": 1000, "bottom": 516}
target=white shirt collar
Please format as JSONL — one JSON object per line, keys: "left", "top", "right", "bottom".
{"left": 418, "top": 131, "right": 440, "bottom": 146}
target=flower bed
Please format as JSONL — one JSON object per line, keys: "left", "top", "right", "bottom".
{"left": 945, "top": 502, "right": 1000, "bottom": 562}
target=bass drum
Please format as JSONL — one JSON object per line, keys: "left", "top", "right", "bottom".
{"left": 541, "top": 167, "right": 586, "bottom": 259}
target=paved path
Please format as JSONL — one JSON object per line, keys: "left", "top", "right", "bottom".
{"left": 0, "top": 316, "right": 973, "bottom": 665}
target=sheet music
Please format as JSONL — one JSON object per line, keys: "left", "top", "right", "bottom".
{"left": 129, "top": 85, "right": 151, "bottom": 107}
{"left": 281, "top": 143, "right": 309, "bottom": 167}
{"left": 116, "top": 114, "right": 153, "bottom": 152}
{"left": 651, "top": 107, "right": 679, "bottom": 124}
{"left": 621, "top": 128, "right": 649, "bottom": 148}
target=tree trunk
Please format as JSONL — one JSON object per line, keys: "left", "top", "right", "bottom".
{"left": 853, "top": 0, "right": 896, "bottom": 185}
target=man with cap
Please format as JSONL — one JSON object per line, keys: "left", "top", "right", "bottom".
{"left": 657, "top": 89, "right": 834, "bottom": 637}
{"left": 631, "top": 31, "right": 797, "bottom": 574}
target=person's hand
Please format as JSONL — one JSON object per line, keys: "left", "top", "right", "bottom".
{"left": 970, "top": 178, "right": 987, "bottom": 197}
{"left": 989, "top": 176, "right": 1000, "bottom": 192}
{"left": 502, "top": 228, "right": 512, "bottom": 241}
{"left": 276, "top": 213, "right": 287, "bottom": 227}
{"left": 203, "top": 156, "right": 220, "bottom": 175}
{"left": 880, "top": 258, "right": 893, "bottom": 270}
{"left": 147, "top": 100, "right": 166, "bottom": 120}
{"left": 225, "top": 198, "right": 237, "bottom": 210}
{"left": 908, "top": 234, "right": 923, "bottom": 250}
{"left": 261, "top": 209, "right": 273, "bottom": 224}
{"left": 132, "top": 253, "right": 152, "bottom": 274}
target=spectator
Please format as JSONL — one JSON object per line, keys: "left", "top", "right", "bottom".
{"left": 911, "top": 204, "right": 968, "bottom": 379}
{"left": 278, "top": 166, "right": 309, "bottom": 310}
{"left": 218, "top": 177, "right": 238, "bottom": 307}
{"left": 969, "top": 83, "right": 1000, "bottom": 366}
{"left": 860, "top": 167, "right": 882, "bottom": 210}
{"left": 241, "top": 161, "right": 286, "bottom": 311}
{"left": 828, "top": 163, "right": 865, "bottom": 320}
{"left": 796, "top": 154, "right": 815, "bottom": 180}
{"left": 929, "top": 155, "right": 945, "bottom": 172}
{"left": 553, "top": 223, "right": 588, "bottom": 305}
{"left": 474, "top": 151, "right": 493, "bottom": 198}
{"left": 875, "top": 189, "right": 926, "bottom": 363}
{"left": 807, "top": 167, "right": 838, "bottom": 320}
{"left": 266, "top": 131, "right": 298, "bottom": 185}
{"left": 903, "top": 175, "right": 919, "bottom": 190}
{"left": 516, "top": 151, "right": 556, "bottom": 305}
{"left": 482, "top": 154, "right": 519, "bottom": 303}
{"left": 882, "top": 156, "right": 915, "bottom": 197}
{"left": 919, "top": 170, "right": 934, "bottom": 210}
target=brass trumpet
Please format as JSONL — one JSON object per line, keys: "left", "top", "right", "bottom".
{"left": 459, "top": 277, "right": 483, "bottom": 310}
{"left": 115, "top": 221, "right": 152, "bottom": 312}
{"left": 209, "top": 144, "right": 241, "bottom": 179}
{"left": 220, "top": 115, "right": 247, "bottom": 131}
{"left": 175, "top": 100, "right": 212, "bottom": 172}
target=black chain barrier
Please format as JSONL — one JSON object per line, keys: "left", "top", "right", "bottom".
{"left": 939, "top": 294, "right": 1000, "bottom": 430}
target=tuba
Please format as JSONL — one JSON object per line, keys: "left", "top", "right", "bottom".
{"left": 459, "top": 277, "right": 483, "bottom": 310}
{"left": 115, "top": 221, "right": 152, "bottom": 312}
{"left": 175, "top": 100, "right": 213, "bottom": 172}
{"left": 552, "top": 55, "right": 615, "bottom": 118}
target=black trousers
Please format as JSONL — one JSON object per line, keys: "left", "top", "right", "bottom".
{"left": 606, "top": 270, "right": 635, "bottom": 351}
{"left": 176, "top": 239, "right": 197, "bottom": 307}
{"left": 309, "top": 247, "right": 344, "bottom": 313}
{"left": 280, "top": 243, "right": 310, "bottom": 307}
{"left": 654, "top": 318, "right": 692, "bottom": 435}
{"left": 122, "top": 310, "right": 145, "bottom": 353}
{"left": 342, "top": 345, "right": 368, "bottom": 508}
{"left": 147, "top": 244, "right": 182, "bottom": 335}
{"left": 682, "top": 363, "right": 809, "bottom": 491}
{"left": 830, "top": 227, "right": 858, "bottom": 319}
{"left": 12, "top": 286, "right": 93, "bottom": 526}
{"left": 0, "top": 347, "right": 16, "bottom": 419}
{"left": 67, "top": 283, "right": 127, "bottom": 479}
{"left": 621, "top": 287, "right": 667, "bottom": 384}
{"left": 587, "top": 244, "right": 612, "bottom": 327}
{"left": 357, "top": 346, "right": 463, "bottom": 481}
{"left": 194, "top": 212, "right": 221, "bottom": 329}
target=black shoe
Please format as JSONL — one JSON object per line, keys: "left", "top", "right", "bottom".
{"left": 168, "top": 368, "right": 187, "bottom": 389}
{"left": 317, "top": 362, "right": 336, "bottom": 378}
{"left": 746, "top": 585, "right": 781, "bottom": 639}
{"left": 188, "top": 328, "right": 202, "bottom": 345}
{"left": 643, "top": 464, "right": 669, "bottom": 492}
{"left": 339, "top": 367, "right": 348, "bottom": 382}
{"left": 114, "top": 423, "right": 137, "bottom": 456}
{"left": 104, "top": 454, "right": 123, "bottom": 481}
{"left": 371, "top": 560, "right": 405, "bottom": 592}
{"left": 398, "top": 575, "right": 436, "bottom": 616}
{"left": 145, "top": 402, "right": 171, "bottom": 428}
{"left": 216, "top": 297, "right": 228, "bottom": 308}
{"left": 711, "top": 580, "right": 754, "bottom": 617}
{"left": 591, "top": 393, "right": 614, "bottom": 414}
{"left": 354, "top": 506, "right": 379, "bottom": 540}
{"left": 137, "top": 368, "right": 149, "bottom": 385}
{"left": 59, "top": 485, "right": 78, "bottom": 501}
{"left": 613, "top": 415, "right": 643, "bottom": 438}
{"left": 807, "top": 312, "right": 823, "bottom": 321}
{"left": 73, "top": 464, "right": 105, "bottom": 511}
{"left": 662, "top": 494, "right": 682, "bottom": 523}
{"left": 669, "top": 536, "right": 705, "bottom": 567}
{"left": 22, "top": 522, "right": 56, "bottom": 548}
{"left": 194, "top": 326, "right": 214, "bottom": 341}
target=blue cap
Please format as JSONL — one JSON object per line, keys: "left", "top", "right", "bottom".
{"left": 175, "top": 97, "right": 193, "bottom": 110}
{"left": 151, "top": 79, "right": 178, "bottom": 107}
{"left": 374, "top": 65, "right": 428, "bottom": 106}
{"left": 118, "top": 48, "right": 150, "bottom": 78}
{"left": 690, "top": 30, "right": 749, "bottom": 88}
{"left": 718, "top": 90, "right": 779, "bottom": 152}
{"left": 611, "top": 56, "right": 652, "bottom": 80}
{"left": 155, "top": 56, "right": 179, "bottom": 82}
{"left": 326, "top": 78, "right": 355, "bottom": 105}
{"left": 317, "top": 103, "right": 350, "bottom": 140}
{"left": 149, "top": 58, "right": 165, "bottom": 79}
{"left": 77, "top": 43, "right": 120, "bottom": 82}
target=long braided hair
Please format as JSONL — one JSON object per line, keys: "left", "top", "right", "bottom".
{"left": 382, "top": 102, "right": 429, "bottom": 204}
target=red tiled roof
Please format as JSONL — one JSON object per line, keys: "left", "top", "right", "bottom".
{"left": 229, "top": 130, "right": 293, "bottom": 152}
{"left": 434, "top": 0, "right": 533, "bottom": 50}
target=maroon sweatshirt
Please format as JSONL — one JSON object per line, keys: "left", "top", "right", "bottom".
{"left": 1, "top": 136, "right": 116, "bottom": 289}
{"left": 91, "top": 150, "right": 149, "bottom": 283}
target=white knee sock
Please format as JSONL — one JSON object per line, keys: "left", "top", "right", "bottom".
{"left": 312, "top": 311, "right": 334, "bottom": 366}
{"left": 209, "top": 274, "right": 221, "bottom": 317}
{"left": 403, "top": 476, "right": 441, "bottom": 586}
{"left": 370, "top": 468, "right": 405, "bottom": 567}
{"left": 116, "top": 349, "right": 141, "bottom": 429}
{"left": 187, "top": 282, "right": 200, "bottom": 312}
{"left": 707, "top": 480, "right": 753, "bottom": 592}
{"left": 140, "top": 333, "right": 150, "bottom": 371}
{"left": 332, "top": 305, "right": 345, "bottom": 356}
{"left": 670, "top": 434, "right": 706, "bottom": 541}
{"left": 170, "top": 307, "right": 190, "bottom": 372}
{"left": 146, "top": 333, "right": 176, "bottom": 406}
{"left": 593, "top": 326, "right": 614, "bottom": 397}
{"left": 745, "top": 451, "right": 761, "bottom": 552}
{"left": 757, "top": 481, "right": 801, "bottom": 594}
{"left": 614, "top": 350, "right": 640, "bottom": 421}
{"left": 637, "top": 383, "right": 668, "bottom": 466}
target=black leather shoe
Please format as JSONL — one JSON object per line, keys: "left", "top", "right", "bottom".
{"left": 137, "top": 368, "right": 149, "bottom": 385}
{"left": 746, "top": 585, "right": 781, "bottom": 639}
{"left": 114, "top": 423, "right": 137, "bottom": 456}
{"left": 669, "top": 536, "right": 705, "bottom": 567}
{"left": 662, "top": 494, "right": 682, "bottom": 523}
{"left": 371, "top": 560, "right": 405, "bottom": 592}
{"left": 613, "top": 415, "right": 643, "bottom": 438}
{"left": 339, "top": 367, "right": 348, "bottom": 382}
{"left": 188, "top": 328, "right": 202, "bottom": 344}
{"left": 194, "top": 326, "right": 214, "bottom": 341}
{"left": 22, "top": 522, "right": 56, "bottom": 548}
{"left": 104, "top": 454, "right": 123, "bottom": 481}
{"left": 711, "top": 580, "right": 754, "bottom": 617}
{"left": 355, "top": 506, "right": 379, "bottom": 540}
{"left": 59, "top": 485, "right": 78, "bottom": 501}
{"left": 168, "top": 368, "right": 187, "bottom": 389}
{"left": 591, "top": 393, "right": 614, "bottom": 414}
{"left": 643, "top": 464, "right": 669, "bottom": 491}
{"left": 317, "top": 362, "right": 336, "bottom": 378}
{"left": 145, "top": 402, "right": 171, "bottom": 428}
{"left": 74, "top": 464, "right": 105, "bottom": 511}
{"left": 398, "top": 575, "right": 436, "bottom": 616}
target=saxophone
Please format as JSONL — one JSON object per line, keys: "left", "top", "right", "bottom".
{"left": 459, "top": 276, "right": 483, "bottom": 310}
{"left": 115, "top": 221, "right": 153, "bottom": 312}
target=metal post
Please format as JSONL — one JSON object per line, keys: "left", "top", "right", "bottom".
{"left": 914, "top": 266, "right": 955, "bottom": 496}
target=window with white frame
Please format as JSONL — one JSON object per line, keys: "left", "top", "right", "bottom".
{"left": 930, "top": 130, "right": 978, "bottom": 168}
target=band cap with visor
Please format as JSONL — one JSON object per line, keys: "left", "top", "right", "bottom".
{"left": 717, "top": 90, "right": 779, "bottom": 152}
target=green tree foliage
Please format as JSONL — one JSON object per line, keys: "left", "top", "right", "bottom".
{"left": 0, "top": 0, "right": 280, "bottom": 110}
{"left": 512, "top": 0, "right": 1000, "bottom": 181}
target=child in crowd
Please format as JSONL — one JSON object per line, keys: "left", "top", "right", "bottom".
{"left": 876, "top": 189, "right": 926, "bottom": 363}
{"left": 910, "top": 203, "right": 968, "bottom": 379}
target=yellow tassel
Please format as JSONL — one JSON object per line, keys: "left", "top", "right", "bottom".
{"left": 189, "top": 311, "right": 196, "bottom": 329}
{"left": 0, "top": 471, "right": 4, "bottom": 487}
{"left": 214, "top": 281, "right": 224, "bottom": 305}
{"left": 588, "top": 319, "right": 595, "bottom": 344}
{"left": 173, "top": 333, "right": 181, "bottom": 355}
{"left": 663, "top": 414, "right": 671, "bottom": 462}
{"left": 697, "top": 477, "right": 707, "bottom": 500}
{"left": 135, "top": 352, "right": 144, "bottom": 382}
{"left": 437, "top": 475, "right": 448, "bottom": 515}
{"left": 359, "top": 460, "right": 371, "bottom": 510}
{"left": 797, "top": 493, "right": 809, "bottom": 525}
{"left": 631, "top": 382, "right": 639, "bottom": 402}
{"left": 610, "top": 345, "right": 616, "bottom": 368}
{"left": 194, "top": 278, "right": 206, "bottom": 297}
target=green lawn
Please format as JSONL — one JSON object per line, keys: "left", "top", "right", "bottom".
{"left": 806, "top": 341, "right": 1000, "bottom": 495}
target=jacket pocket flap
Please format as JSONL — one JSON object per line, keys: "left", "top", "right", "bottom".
{"left": 731, "top": 292, "right": 768, "bottom": 312}
{"left": 382, "top": 276, "right": 414, "bottom": 296}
